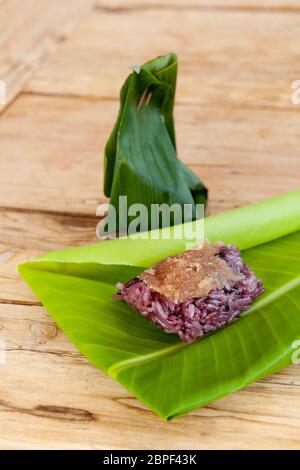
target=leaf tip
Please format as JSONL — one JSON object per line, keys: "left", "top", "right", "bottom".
{"left": 131, "top": 64, "right": 141, "bottom": 74}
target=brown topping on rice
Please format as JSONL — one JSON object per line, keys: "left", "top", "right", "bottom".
{"left": 140, "top": 241, "right": 243, "bottom": 303}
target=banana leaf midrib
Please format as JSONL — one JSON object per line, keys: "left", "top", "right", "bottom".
{"left": 246, "top": 274, "right": 300, "bottom": 314}
{"left": 108, "top": 342, "right": 186, "bottom": 378}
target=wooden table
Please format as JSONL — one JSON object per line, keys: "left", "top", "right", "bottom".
{"left": 1, "top": 0, "right": 300, "bottom": 450}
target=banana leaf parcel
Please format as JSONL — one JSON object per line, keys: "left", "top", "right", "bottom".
{"left": 19, "top": 189, "right": 300, "bottom": 419}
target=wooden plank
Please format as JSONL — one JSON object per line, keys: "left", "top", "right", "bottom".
{"left": 0, "top": 209, "right": 98, "bottom": 251}
{"left": 1, "top": 0, "right": 300, "bottom": 449}
{"left": 0, "top": 93, "right": 299, "bottom": 215}
{"left": 0, "top": 244, "right": 41, "bottom": 304}
{"left": 26, "top": 8, "right": 299, "bottom": 109}
{"left": 1, "top": 213, "right": 300, "bottom": 448}
{"left": 0, "top": 302, "right": 300, "bottom": 449}
{"left": 1, "top": 212, "right": 300, "bottom": 449}
{"left": 0, "top": 207, "right": 99, "bottom": 304}
{"left": 98, "top": 0, "right": 300, "bottom": 11}
{"left": 0, "top": 94, "right": 106, "bottom": 214}
{"left": 0, "top": 0, "right": 94, "bottom": 113}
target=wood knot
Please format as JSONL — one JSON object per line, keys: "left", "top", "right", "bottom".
{"left": 34, "top": 405, "right": 96, "bottom": 422}
{"left": 30, "top": 323, "right": 58, "bottom": 344}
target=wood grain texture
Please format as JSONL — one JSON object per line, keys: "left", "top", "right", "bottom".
{"left": 98, "top": 0, "right": 300, "bottom": 11}
{"left": 26, "top": 7, "right": 298, "bottom": 109}
{"left": 0, "top": 244, "right": 40, "bottom": 304}
{"left": 0, "top": 93, "right": 299, "bottom": 215}
{"left": 0, "top": 208, "right": 99, "bottom": 251}
{"left": 0, "top": 0, "right": 94, "bottom": 113}
{"left": 1, "top": 0, "right": 300, "bottom": 450}
{"left": 0, "top": 208, "right": 99, "bottom": 304}
{"left": 1, "top": 302, "right": 300, "bottom": 449}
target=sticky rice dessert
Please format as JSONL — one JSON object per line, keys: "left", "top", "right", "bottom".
{"left": 115, "top": 241, "right": 264, "bottom": 343}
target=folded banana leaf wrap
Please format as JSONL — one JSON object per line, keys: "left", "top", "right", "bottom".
{"left": 103, "top": 53, "right": 207, "bottom": 234}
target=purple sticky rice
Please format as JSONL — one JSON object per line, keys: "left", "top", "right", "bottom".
{"left": 115, "top": 245, "right": 264, "bottom": 343}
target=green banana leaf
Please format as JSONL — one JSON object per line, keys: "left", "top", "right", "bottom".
{"left": 19, "top": 189, "right": 300, "bottom": 420}
{"left": 103, "top": 53, "right": 207, "bottom": 234}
